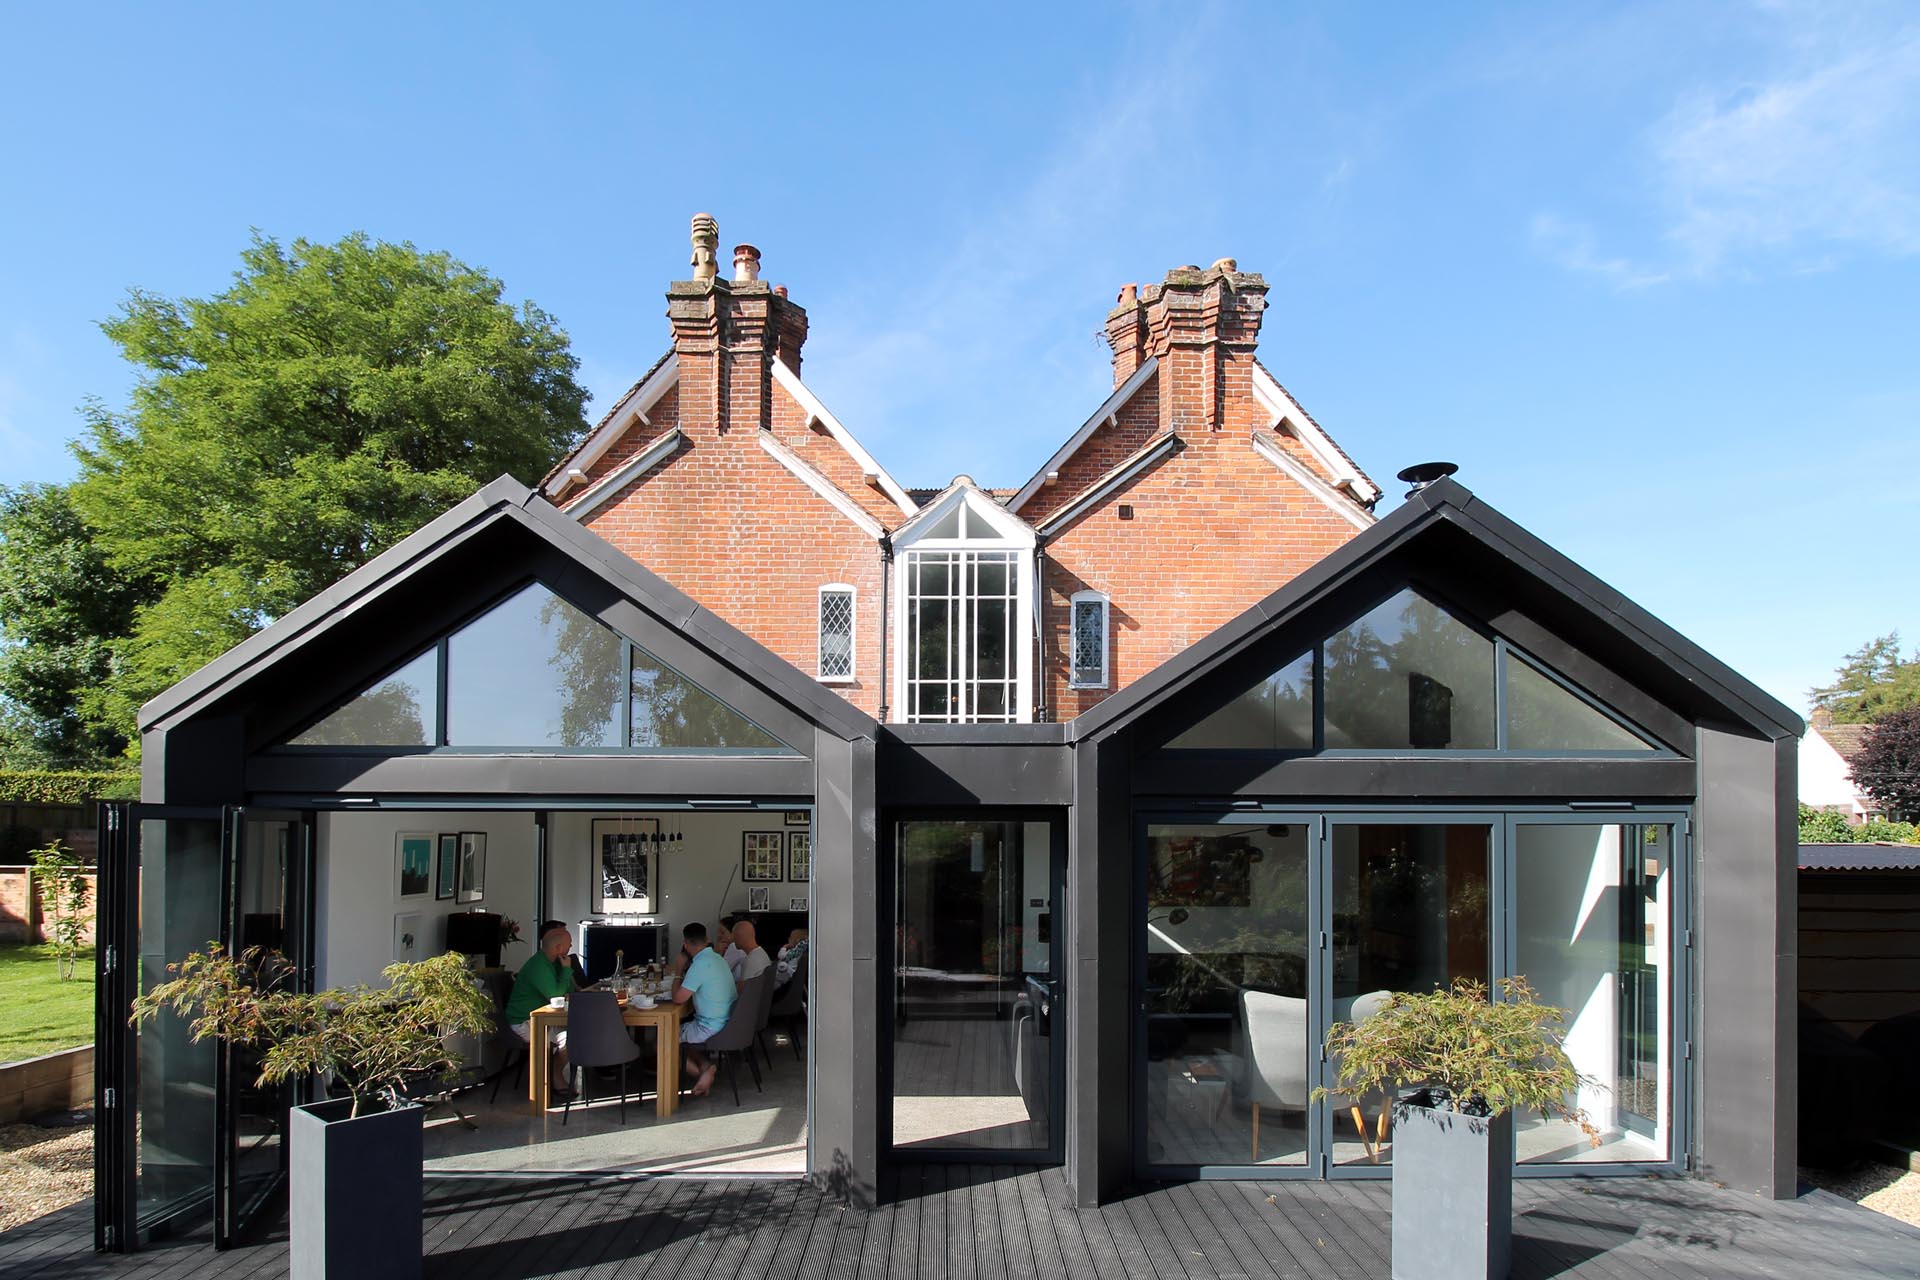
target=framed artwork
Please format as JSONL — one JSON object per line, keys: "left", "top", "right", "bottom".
{"left": 788, "top": 896, "right": 809, "bottom": 912}
{"left": 435, "top": 834, "right": 459, "bottom": 901}
{"left": 456, "top": 831, "right": 487, "bottom": 904}
{"left": 742, "top": 831, "right": 783, "bottom": 881}
{"left": 593, "top": 817, "right": 660, "bottom": 914}
{"left": 1146, "top": 832, "right": 1253, "bottom": 908}
{"left": 748, "top": 886, "right": 771, "bottom": 913}
{"left": 786, "top": 831, "right": 812, "bottom": 882}
{"left": 393, "top": 911, "right": 423, "bottom": 964}
{"left": 396, "top": 833, "right": 433, "bottom": 899}
{"left": 783, "top": 810, "right": 810, "bottom": 827}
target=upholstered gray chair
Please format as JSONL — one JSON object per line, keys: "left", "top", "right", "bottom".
{"left": 1237, "top": 987, "right": 1394, "bottom": 1160}
{"left": 561, "top": 991, "right": 641, "bottom": 1125}
{"left": 768, "top": 953, "right": 807, "bottom": 1062}
{"left": 699, "top": 972, "right": 771, "bottom": 1106}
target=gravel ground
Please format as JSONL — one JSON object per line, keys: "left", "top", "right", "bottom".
{"left": 1802, "top": 1160, "right": 1920, "bottom": 1229}
{"left": 0, "top": 1122, "right": 92, "bottom": 1233}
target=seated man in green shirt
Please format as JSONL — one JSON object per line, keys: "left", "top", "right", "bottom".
{"left": 504, "top": 921, "right": 579, "bottom": 1098}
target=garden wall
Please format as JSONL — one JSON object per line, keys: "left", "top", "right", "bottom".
{"left": 0, "top": 1045, "right": 92, "bottom": 1124}
{"left": 0, "top": 867, "right": 98, "bottom": 945}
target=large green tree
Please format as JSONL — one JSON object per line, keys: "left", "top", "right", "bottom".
{"left": 1810, "top": 634, "right": 1920, "bottom": 724}
{"left": 64, "top": 232, "right": 589, "bottom": 753}
{"left": 0, "top": 483, "right": 154, "bottom": 763}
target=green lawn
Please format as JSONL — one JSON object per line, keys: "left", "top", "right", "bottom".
{"left": 0, "top": 944, "right": 95, "bottom": 1064}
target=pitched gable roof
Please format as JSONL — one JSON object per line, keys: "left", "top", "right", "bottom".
{"left": 139, "top": 475, "right": 879, "bottom": 746}
{"left": 1067, "top": 477, "right": 1802, "bottom": 745}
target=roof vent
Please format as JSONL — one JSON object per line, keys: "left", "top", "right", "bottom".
{"left": 1396, "top": 461, "right": 1458, "bottom": 498}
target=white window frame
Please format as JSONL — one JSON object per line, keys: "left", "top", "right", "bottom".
{"left": 1068, "top": 590, "right": 1109, "bottom": 689}
{"left": 890, "top": 485, "right": 1036, "bottom": 724}
{"left": 817, "top": 584, "right": 856, "bottom": 684}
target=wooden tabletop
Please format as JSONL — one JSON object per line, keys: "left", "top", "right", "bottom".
{"left": 528, "top": 993, "right": 685, "bottom": 1116}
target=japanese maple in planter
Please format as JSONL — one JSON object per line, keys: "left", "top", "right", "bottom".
{"left": 1319, "top": 978, "right": 1597, "bottom": 1280}
{"left": 131, "top": 946, "right": 492, "bottom": 1280}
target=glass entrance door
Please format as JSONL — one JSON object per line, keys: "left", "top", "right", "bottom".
{"left": 217, "top": 809, "right": 311, "bottom": 1247}
{"left": 888, "top": 816, "right": 1063, "bottom": 1158}
{"left": 95, "top": 805, "right": 313, "bottom": 1253}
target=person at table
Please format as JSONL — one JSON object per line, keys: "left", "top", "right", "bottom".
{"left": 732, "top": 919, "right": 772, "bottom": 990}
{"left": 775, "top": 928, "right": 808, "bottom": 985}
{"left": 672, "top": 921, "right": 736, "bottom": 1097}
{"left": 537, "top": 918, "right": 589, "bottom": 988}
{"left": 504, "top": 922, "right": 578, "bottom": 1099}
{"left": 716, "top": 914, "right": 746, "bottom": 981}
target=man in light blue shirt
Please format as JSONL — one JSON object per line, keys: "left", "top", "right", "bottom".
{"left": 672, "top": 921, "right": 736, "bottom": 1097}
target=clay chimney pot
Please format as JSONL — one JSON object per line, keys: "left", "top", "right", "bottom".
{"left": 733, "top": 244, "right": 762, "bottom": 283}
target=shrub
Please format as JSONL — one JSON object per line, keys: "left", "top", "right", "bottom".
{"left": 130, "top": 944, "right": 494, "bottom": 1117}
{"left": 1319, "top": 977, "right": 1599, "bottom": 1145}
{"left": 29, "top": 840, "right": 89, "bottom": 980}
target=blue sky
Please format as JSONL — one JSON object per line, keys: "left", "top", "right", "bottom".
{"left": 3, "top": 2, "right": 1916, "bottom": 713}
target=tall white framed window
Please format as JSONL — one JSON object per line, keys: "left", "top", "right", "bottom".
{"left": 1069, "top": 591, "right": 1108, "bottom": 689}
{"left": 818, "top": 585, "right": 855, "bottom": 683}
{"left": 891, "top": 483, "right": 1036, "bottom": 724}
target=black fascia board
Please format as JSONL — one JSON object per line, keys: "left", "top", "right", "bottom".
{"left": 1067, "top": 477, "right": 1804, "bottom": 746}
{"left": 139, "top": 475, "right": 880, "bottom": 748}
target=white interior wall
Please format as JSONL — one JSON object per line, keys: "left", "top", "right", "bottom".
{"left": 315, "top": 811, "right": 538, "bottom": 989}
{"left": 546, "top": 809, "right": 813, "bottom": 940}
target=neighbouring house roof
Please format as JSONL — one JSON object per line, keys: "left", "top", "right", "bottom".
{"left": 1067, "top": 475, "right": 1805, "bottom": 745}
{"left": 1799, "top": 843, "right": 1920, "bottom": 871}
{"left": 137, "top": 475, "right": 880, "bottom": 746}
{"left": 1819, "top": 723, "right": 1873, "bottom": 764}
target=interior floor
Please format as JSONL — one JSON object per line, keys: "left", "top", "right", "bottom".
{"left": 423, "top": 1035, "right": 807, "bottom": 1176}
{"left": 891, "top": 1013, "right": 1049, "bottom": 1151}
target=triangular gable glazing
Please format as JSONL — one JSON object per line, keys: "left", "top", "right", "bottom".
{"left": 1164, "top": 586, "right": 1657, "bottom": 754}
{"left": 283, "top": 582, "right": 790, "bottom": 753}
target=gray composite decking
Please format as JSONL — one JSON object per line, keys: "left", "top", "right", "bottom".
{"left": 6, "top": 1166, "right": 1918, "bottom": 1280}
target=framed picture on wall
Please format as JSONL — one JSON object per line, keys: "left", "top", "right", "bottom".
{"left": 742, "top": 832, "right": 782, "bottom": 881}
{"left": 593, "top": 817, "right": 660, "bottom": 914}
{"left": 783, "top": 810, "right": 809, "bottom": 827}
{"left": 788, "top": 896, "right": 808, "bottom": 912}
{"left": 457, "top": 831, "right": 487, "bottom": 904}
{"left": 786, "top": 831, "right": 811, "bottom": 882}
{"left": 435, "top": 834, "right": 459, "bottom": 901}
{"left": 396, "top": 833, "right": 433, "bottom": 899}
{"left": 748, "top": 886, "right": 771, "bottom": 913}
{"left": 393, "top": 911, "right": 423, "bottom": 964}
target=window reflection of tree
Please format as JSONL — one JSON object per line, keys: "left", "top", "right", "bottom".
{"left": 298, "top": 679, "right": 428, "bottom": 745}
{"left": 1323, "top": 590, "right": 1495, "bottom": 749}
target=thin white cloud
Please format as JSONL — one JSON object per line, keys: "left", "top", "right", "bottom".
{"left": 1536, "top": 6, "right": 1920, "bottom": 285}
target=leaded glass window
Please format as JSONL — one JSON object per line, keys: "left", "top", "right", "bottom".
{"left": 819, "top": 586, "right": 854, "bottom": 681}
{"left": 1070, "top": 593, "right": 1107, "bottom": 688}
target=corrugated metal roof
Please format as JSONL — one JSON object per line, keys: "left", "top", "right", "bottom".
{"left": 1798, "top": 843, "right": 1920, "bottom": 871}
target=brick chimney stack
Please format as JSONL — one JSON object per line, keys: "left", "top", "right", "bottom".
{"left": 1104, "top": 282, "right": 1148, "bottom": 388}
{"left": 1139, "top": 257, "right": 1268, "bottom": 433}
{"left": 666, "top": 215, "right": 808, "bottom": 435}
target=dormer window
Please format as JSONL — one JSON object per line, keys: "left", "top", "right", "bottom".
{"left": 891, "top": 480, "right": 1036, "bottom": 724}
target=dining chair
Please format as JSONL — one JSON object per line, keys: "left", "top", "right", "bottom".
{"left": 699, "top": 972, "right": 770, "bottom": 1106}
{"left": 767, "top": 953, "right": 807, "bottom": 1062}
{"left": 562, "top": 991, "right": 642, "bottom": 1125}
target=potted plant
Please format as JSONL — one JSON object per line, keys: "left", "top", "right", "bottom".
{"left": 1319, "top": 977, "right": 1597, "bottom": 1280}
{"left": 130, "top": 945, "right": 493, "bottom": 1280}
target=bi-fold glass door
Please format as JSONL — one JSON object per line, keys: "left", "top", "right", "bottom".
{"left": 95, "top": 805, "right": 312, "bottom": 1253}
{"left": 1137, "top": 810, "right": 1685, "bottom": 1180}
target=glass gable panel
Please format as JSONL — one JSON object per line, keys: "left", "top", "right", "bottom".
{"left": 1508, "top": 657, "right": 1652, "bottom": 752}
{"left": 1168, "top": 652, "right": 1314, "bottom": 750}
{"left": 1323, "top": 589, "right": 1496, "bottom": 750}
{"left": 446, "top": 584, "right": 625, "bottom": 747}
{"left": 630, "top": 646, "right": 783, "bottom": 750}
{"left": 289, "top": 648, "right": 437, "bottom": 746}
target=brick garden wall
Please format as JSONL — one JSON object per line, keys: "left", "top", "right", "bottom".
{"left": 0, "top": 867, "right": 98, "bottom": 945}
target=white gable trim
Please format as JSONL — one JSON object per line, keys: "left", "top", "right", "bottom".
{"left": 1250, "top": 432, "right": 1374, "bottom": 532}
{"left": 758, "top": 431, "right": 888, "bottom": 540}
{"left": 1035, "top": 431, "right": 1182, "bottom": 537}
{"left": 892, "top": 480, "right": 1037, "bottom": 551}
{"left": 770, "top": 360, "right": 916, "bottom": 515}
{"left": 1008, "top": 356, "right": 1160, "bottom": 513}
{"left": 565, "top": 428, "right": 686, "bottom": 520}
{"left": 545, "top": 354, "right": 680, "bottom": 498}
{"left": 1249, "top": 363, "right": 1379, "bottom": 505}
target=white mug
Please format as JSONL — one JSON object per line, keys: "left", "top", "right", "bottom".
{"left": 548, "top": 995, "right": 567, "bottom": 1007}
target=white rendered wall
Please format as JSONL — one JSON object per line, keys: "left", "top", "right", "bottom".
{"left": 315, "top": 811, "right": 537, "bottom": 990}
{"left": 1798, "top": 730, "right": 1868, "bottom": 822}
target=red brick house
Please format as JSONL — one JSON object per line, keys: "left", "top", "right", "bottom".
{"left": 542, "top": 216, "right": 1381, "bottom": 724}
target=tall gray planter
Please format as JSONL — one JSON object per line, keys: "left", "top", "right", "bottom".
{"left": 1389, "top": 1092, "right": 1514, "bottom": 1280}
{"left": 290, "top": 1099, "right": 423, "bottom": 1280}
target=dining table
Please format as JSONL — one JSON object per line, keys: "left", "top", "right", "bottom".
{"left": 527, "top": 988, "right": 685, "bottom": 1116}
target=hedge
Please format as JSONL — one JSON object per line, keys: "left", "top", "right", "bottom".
{"left": 0, "top": 770, "right": 141, "bottom": 805}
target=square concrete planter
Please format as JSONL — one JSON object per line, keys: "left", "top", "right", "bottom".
{"left": 290, "top": 1099, "right": 423, "bottom": 1280}
{"left": 1389, "top": 1091, "right": 1514, "bottom": 1280}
